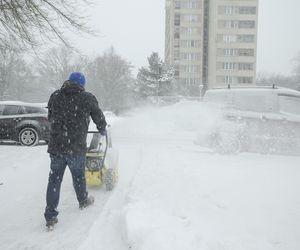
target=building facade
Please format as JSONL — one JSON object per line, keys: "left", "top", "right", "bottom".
{"left": 165, "top": 0, "right": 259, "bottom": 94}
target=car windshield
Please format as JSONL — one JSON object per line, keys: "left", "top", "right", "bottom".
{"left": 278, "top": 94, "right": 300, "bottom": 116}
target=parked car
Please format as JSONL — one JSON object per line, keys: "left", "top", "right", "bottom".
{"left": 0, "top": 101, "right": 50, "bottom": 146}
{"left": 199, "top": 86, "right": 300, "bottom": 155}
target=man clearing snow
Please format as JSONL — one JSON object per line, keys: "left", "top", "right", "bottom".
{"left": 44, "top": 72, "right": 107, "bottom": 230}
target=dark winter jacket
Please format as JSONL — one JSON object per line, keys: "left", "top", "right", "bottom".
{"left": 47, "top": 81, "right": 107, "bottom": 156}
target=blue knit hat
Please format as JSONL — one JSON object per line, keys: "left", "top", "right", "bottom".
{"left": 69, "top": 72, "right": 86, "bottom": 87}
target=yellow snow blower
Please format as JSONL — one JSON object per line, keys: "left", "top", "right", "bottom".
{"left": 85, "top": 130, "right": 118, "bottom": 191}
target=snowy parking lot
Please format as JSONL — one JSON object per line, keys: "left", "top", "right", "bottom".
{"left": 0, "top": 103, "right": 300, "bottom": 250}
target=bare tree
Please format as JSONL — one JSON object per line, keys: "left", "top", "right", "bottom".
{"left": 36, "top": 45, "right": 87, "bottom": 91}
{"left": 0, "top": 47, "right": 23, "bottom": 100}
{"left": 0, "top": 0, "right": 92, "bottom": 50}
{"left": 86, "top": 47, "right": 135, "bottom": 113}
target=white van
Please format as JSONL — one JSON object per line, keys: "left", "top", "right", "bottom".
{"left": 201, "top": 86, "right": 300, "bottom": 155}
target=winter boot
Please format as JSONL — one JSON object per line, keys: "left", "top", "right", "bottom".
{"left": 79, "top": 195, "right": 94, "bottom": 209}
{"left": 46, "top": 217, "right": 58, "bottom": 230}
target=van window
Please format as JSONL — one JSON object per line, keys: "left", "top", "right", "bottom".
{"left": 0, "top": 105, "right": 4, "bottom": 115}
{"left": 2, "top": 105, "right": 20, "bottom": 115}
{"left": 278, "top": 95, "right": 300, "bottom": 115}
{"left": 233, "top": 94, "right": 274, "bottom": 112}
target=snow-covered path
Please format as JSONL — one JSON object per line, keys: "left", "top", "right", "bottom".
{"left": 0, "top": 140, "right": 142, "bottom": 250}
{"left": 1, "top": 103, "right": 300, "bottom": 250}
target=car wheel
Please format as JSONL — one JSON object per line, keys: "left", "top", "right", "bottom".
{"left": 19, "top": 127, "right": 39, "bottom": 146}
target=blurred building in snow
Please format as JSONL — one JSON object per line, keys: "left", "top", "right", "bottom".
{"left": 165, "top": 0, "right": 259, "bottom": 95}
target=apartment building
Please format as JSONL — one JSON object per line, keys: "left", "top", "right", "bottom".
{"left": 165, "top": 0, "right": 259, "bottom": 94}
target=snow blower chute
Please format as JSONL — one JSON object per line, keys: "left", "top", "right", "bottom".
{"left": 85, "top": 129, "right": 118, "bottom": 191}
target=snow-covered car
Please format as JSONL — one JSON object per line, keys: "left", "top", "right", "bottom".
{"left": 199, "top": 86, "right": 300, "bottom": 155}
{"left": 0, "top": 101, "right": 50, "bottom": 146}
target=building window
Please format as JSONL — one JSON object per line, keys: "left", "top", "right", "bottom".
{"left": 218, "top": 20, "right": 238, "bottom": 29}
{"left": 217, "top": 76, "right": 235, "bottom": 84}
{"left": 225, "top": 5, "right": 233, "bottom": 15}
{"left": 174, "top": 27, "right": 180, "bottom": 38}
{"left": 237, "top": 77, "right": 253, "bottom": 84}
{"left": 226, "top": 48, "right": 238, "bottom": 56}
{"left": 219, "top": 35, "right": 237, "bottom": 43}
{"left": 238, "top": 63, "right": 254, "bottom": 71}
{"left": 239, "top": 20, "right": 255, "bottom": 29}
{"left": 239, "top": 6, "right": 256, "bottom": 15}
{"left": 224, "top": 5, "right": 237, "bottom": 15}
{"left": 190, "top": 40, "right": 200, "bottom": 47}
{"left": 218, "top": 48, "right": 238, "bottom": 56}
{"left": 175, "top": 1, "right": 180, "bottom": 9}
{"left": 180, "top": 1, "right": 201, "bottom": 9}
{"left": 181, "top": 52, "right": 201, "bottom": 61}
{"left": 218, "top": 49, "right": 255, "bottom": 58}
{"left": 226, "top": 20, "right": 238, "bottom": 29}
{"left": 180, "top": 40, "right": 201, "bottom": 48}
{"left": 218, "top": 20, "right": 255, "bottom": 29}
{"left": 182, "top": 14, "right": 201, "bottom": 23}
{"left": 180, "top": 78, "right": 201, "bottom": 85}
{"left": 222, "top": 62, "right": 236, "bottom": 70}
{"left": 238, "top": 48, "right": 254, "bottom": 56}
{"left": 238, "top": 34, "right": 255, "bottom": 43}
{"left": 181, "top": 27, "right": 201, "bottom": 35}
{"left": 181, "top": 65, "right": 201, "bottom": 73}
{"left": 219, "top": 20, "right": 255, "bottom": 29}
{"left": 225, "top": 76, "right": 233, "bottom": 84}
{"left": 189, "top": 1, "right": 201, "bottom": 9}
{"left": 174, "top": 13, "right": 180, "bottom": 26}
{"left": 219, "top": 5, "right": 250, "bottom": 15}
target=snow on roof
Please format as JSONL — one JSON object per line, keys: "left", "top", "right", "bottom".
{"left": 206, "top": 86, "right": 300, "bottom": 96}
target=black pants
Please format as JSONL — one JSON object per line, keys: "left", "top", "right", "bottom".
{"left": 44, "top": 154, "right": 87, "bottom": 221}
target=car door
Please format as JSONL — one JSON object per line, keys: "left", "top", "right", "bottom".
{"left": 0, "top": 105, "right": 21, "bottom": 139}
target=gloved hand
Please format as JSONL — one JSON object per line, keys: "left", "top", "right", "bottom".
{"left": 99, "top": 129, "right": 107, "bottom": 136}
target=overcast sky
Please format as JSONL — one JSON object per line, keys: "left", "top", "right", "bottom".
{"left": 75, "top": 0, "right": 300, "bottom": 76}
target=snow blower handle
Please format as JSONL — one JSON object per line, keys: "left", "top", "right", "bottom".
{"left": 102, "top": 132, "right": 109, "bottom": 167}
{"left": 87, "top": 131, "right": 109, "bottom": 165}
